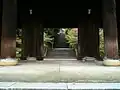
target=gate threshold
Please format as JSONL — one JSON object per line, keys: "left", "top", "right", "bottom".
{"left": 0, "top": 82, "right": 120, "bottom": 90}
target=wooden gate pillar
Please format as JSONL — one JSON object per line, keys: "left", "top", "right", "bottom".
{"left": 0, "top": 0, "right": 2, "bottom": 56}
{"left": 86, "top": 14, "right": 100, "bottom": 60}
{"left": 103, "top": 0, "right": 120, "bottom": 66}
{"left": 78, "top": 17, "right": 100, "bottom": 60}
{"left": 1, "top": 0, "right": 17, "bottom": 58}
{"left": 78, "top": 23, "right": 87, "bottom": 60}
{"left": 116, "top": 1, "right": 120, "bottom": 56}
{"left": 21, "top": 19, "right": 34, "bottom": 60}
{"left": 35, "top": 24, "right": 44, "bottom": 60}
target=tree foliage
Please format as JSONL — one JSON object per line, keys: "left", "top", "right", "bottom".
{"left": 65, "top": 28, "right": 78, "bottom": 49}
{"left": 99, "top": 28, "right": 105, "bottom": 57}
{"left": 44, "top": 32, "right": 54, "bottom": 48}
{"left": 16, "top": 29, "right": 22, "bottom": 60}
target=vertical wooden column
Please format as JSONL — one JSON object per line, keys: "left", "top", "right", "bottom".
{"left": 117, "top": 19, "right": 120, "bottom": 56}
{"left": 32, "top": 23, "right": 37, "bottom": 57}
{"left": 22, "top": 21, "right": 34, "bottom": 59}
{"left": 35, "top": 24, "right": 44, "bottom": 60}
{"left": 21, "top": 10, "right": 35, "bottom": 60}
{"left": 78, "top": 23, "right": 87, "bottom": 59}
{"left": 116, "top": 1, "right": 120, "bottom": 56}
{"left": 77, "top": 26, "right": 81, "bottom": 60}
{"left": 1, "top": 0, "right": 17, "bottom": 58}
{"left": 86, "top": 14, "right": 100, "bottom": 59}
{"left": 0, "top": 0, "right": 2, "bottom": 56}
{"left": 78, "top": 13, "right": 100, "bottom": 60}
{"left": 103, "top": 0, "right": 119, "bottom": 59}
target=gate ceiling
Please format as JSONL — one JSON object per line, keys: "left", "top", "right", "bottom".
{"left": 18, "top": 0, "right": 102, "bottom": 28}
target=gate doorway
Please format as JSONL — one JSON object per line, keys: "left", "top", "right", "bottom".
{"left": 43, "top": 28, "right": 78, "bottom": 60}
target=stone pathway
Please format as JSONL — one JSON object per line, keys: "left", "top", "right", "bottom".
{"left": 0, "top": 60, "right": 120, "bottom": 83}
{"left": 0, "top": 48, "right": 120, "bottom": 89}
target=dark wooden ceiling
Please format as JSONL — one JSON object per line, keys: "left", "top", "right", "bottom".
{"left": 18, "top": 0, "right": 117, "bottom": 28}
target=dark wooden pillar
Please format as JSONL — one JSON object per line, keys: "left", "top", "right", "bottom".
{"left": 36, "top": 24, "right": 44, "bottom": 60}
{"left": 78, "top": 23, "right": 87, "bottom": 59}
{"left": 117, "top": 19, "right": 120, "bottom": 56}
{"left": 0, "top": 0, "right": 2, "bottom": 56}
{"left": 103, "top": 0, "right": 119, "bottom": 59}
{"left": 22, "top": 21, "right": 34, "bottom": 59}
{"left": 116, "top": 0, "right": 120, "bottom": 56}
{"left": 77, "top": 26, "right": 81, "bottom": 59}
{"left": 22, "top": 20, "right": 44, "bottom": 60}
{"left": 78, "top": 18, "right": 100, "bottom": 60}
{"left": 86, "top": 14, "right": 100, "bottom": 59}
{"left": 21, "top": 8, "right": 36, "bottom": 60}
{"left": 1, "top": 0, "right": 17, "bottom": 58}
{"left": 32, "top": 23, "right": 37, "bottom": 57}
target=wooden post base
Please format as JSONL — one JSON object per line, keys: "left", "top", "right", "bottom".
{"left": 36, "top": 57, "right": 43, "bottom": 61}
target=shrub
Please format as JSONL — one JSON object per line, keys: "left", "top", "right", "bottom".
{"left": 44, "top": 32, "right": 54, "bottom": 48}
{"left": 99, "top": 28, "right": 105, "bottom": 57}
{"left": 16, "top": 29, "right": 23, "bottom": 60}
{"left": 65, "top": 28, "right": 78, "bottom": 49}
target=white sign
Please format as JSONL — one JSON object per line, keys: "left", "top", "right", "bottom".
{"left": 29, "top": 9, "right": 32, "bottom": 15}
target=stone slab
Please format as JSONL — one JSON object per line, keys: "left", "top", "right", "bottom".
{"left": 0, "top": 82, "right": 16, "bottom": 89}
{"left": 67, "top": 83, "right": 120, "bottom": 89}
{"left": 0, "top": 82, "right": 120, "bottom": 90}
{"left": 8, "top": 83, "right": 67, "bottom": 90}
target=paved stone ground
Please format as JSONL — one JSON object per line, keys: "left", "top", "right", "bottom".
{"left": 0, "top": 60, "right": 120, "bottom": 83}
{"left": 0, "top": 82, "right": 120, "bottom": 89}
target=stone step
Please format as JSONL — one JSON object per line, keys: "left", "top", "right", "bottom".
{"left": 46, "top": 48, "right": 76, "bottom": 59}
{"left": 0, "top": 82, "right": 120, "bottom": 90}
{"left": 53, "top": 48, "right": 72, "bottom": 50}
{"left": 47, "top": 53, "right": 75, "bottom": 56}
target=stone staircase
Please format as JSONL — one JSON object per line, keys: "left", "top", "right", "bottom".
{"left": 45, "top": 48, "right": 76, "bottom": 60}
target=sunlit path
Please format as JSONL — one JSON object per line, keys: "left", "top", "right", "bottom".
{"left": 0, "top": 60, "right": 120, "bottom": 83}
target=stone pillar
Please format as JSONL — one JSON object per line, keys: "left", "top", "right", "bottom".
{"left": 103, "top": 0, "right": 120, "bottom": 66}
{"left": 1, "top": 0, "right": 17, "bottom": 58}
